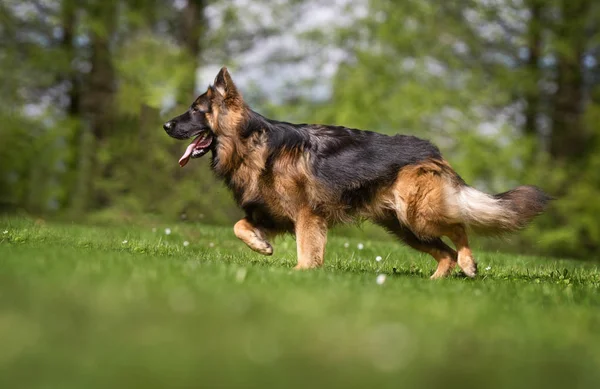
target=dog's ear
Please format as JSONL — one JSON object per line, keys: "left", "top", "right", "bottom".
{"left": 204, "top": 86, "right": 215, "bottom": 104}
{"left": 213, "top": 67, "right": 238, "bottom": 98}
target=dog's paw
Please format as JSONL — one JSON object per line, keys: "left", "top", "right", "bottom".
{"left": 430, "top": 259, "right": 456, "bottom": 280}
{"left": 430, "top": 270, "right": 449, "bottom": 280}
{"left": 458, "top": 260, "right": 477, "bottom": 278}
{"left": 293, "top": 263, "right": 311, "bottom": 270}
{"left": 293, "top": 261, "right": 322, "bottom": 270}
{"left": 257, "top": 242, "right": 273, "bottom": 256}
{"left": 251, "top": 240, "right": 273, "bottom": 256}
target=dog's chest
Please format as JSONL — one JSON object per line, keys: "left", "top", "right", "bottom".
{"left": 228, "top": 163, "right": 264, "bottom": 205}
{"left": 221, "top": 137, "right": 314, "bottom": 221}
{"left": 229, "top": 161, "right": 304, "bottom": 221}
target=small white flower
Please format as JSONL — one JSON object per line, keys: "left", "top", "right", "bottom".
{"left": 357, "top": 243, "right": 364, "bottom": 250}
{"left": 343, "top": 242, "right": 349, "bottom": 248}
{"left": 375, "top": 256, "right": 382, "bottom": 262}
{"left": 122, "top": 240, "right": 128, "bottom": 244}
{"left": 183, "top": 241, "right": 190, "bottom": 247}
{"left": 209, "top": 242, "right": 215, "bottom": 248}
{"left": 2, "top": 230, "right": 7, "bottom": 234}
{"left": 235, "top": 268, "right": 247, "bottom": 283}
{"left": 485, "top": 266, "right": 491, "bottom": 271}
{"left": 152, "top": 227, "right": 157, "bottom": 233}
{"left": 376, "top": 274, "right": 386, "bottom": 285}
{"left": 164, "top": 228, "right": 172, "bottom": 235}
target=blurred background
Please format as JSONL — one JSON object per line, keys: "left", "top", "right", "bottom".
{"left": 0, "top": 0, "right": 599, "bottom": 258}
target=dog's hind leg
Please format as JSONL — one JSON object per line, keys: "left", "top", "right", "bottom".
{"left": 445, "top": 224, "right": 477, "bottom": 278}
{"left": 234, "top": 218, "right": 273, "bottom": 255}
{"left": 378, "top": 219, "right": 457, "bottom": 279}
{"left": 407, "top": 234, "right": 457, "bottom": 279}
{"left": 294, "top": 208, "right": 328, "bottom": 269}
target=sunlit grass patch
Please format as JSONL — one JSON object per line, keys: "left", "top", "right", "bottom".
{"left": 1, "top": 217, "right": 599, "bottom": 388}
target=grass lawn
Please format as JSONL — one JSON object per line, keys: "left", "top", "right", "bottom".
{"left": 1, "top": 217, "right": 600, "bottom": 389}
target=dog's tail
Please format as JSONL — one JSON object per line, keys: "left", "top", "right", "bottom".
{"left": 447, "top": 184, "right": 552, "bottom": 234}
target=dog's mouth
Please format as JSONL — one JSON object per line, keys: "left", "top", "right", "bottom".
{"left": 178, "top": 131, "right": 214, "bottom": 167}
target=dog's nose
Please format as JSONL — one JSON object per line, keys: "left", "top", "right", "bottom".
{"left": 163, "top": 121, "right": 173, "bottom": 131}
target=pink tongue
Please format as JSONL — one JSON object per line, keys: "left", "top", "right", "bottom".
{"left": 179, "top": 134, "right": 212, "bottom": 167}
{"left": 178, "top": 142, "right": 196, "bottom": 167}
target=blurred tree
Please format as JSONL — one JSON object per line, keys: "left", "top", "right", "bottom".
{"left": 549, "top": 0, "right": 593, "bottom": 164}
{"left": 76, "top": 0, "right": 119, "bottom": 211}
{"left": 0, "top": 0, "right": 599, "bottom": 257}
{"left": 59, "top": 0, "right": 84, "bottom": 211}
{"left": 178, "top": 0, "right": 205, "bottom": 103}
{"left": 524, "top": 0, "right": 543, "bottom": 144}
{"left": 0, "top": 0, "right": 69, "bottom": 213}
{"left": 316, "top": 0, "right": 600, "bottom": 257}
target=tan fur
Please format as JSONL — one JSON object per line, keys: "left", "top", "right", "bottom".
{"left": 392, "top": 159, "right": 458, "bottom": 239}
{"left": 445, "top": 225, "right": 477, "bottom": 277}
{"left": 233, "top": 218, "right": 273, "bottom": 255}
{"left": 206, "top": 68, "right": 480, "bottom": 277}
{"left": 381, "top": 159, "right": 481, "bottom": 277}
{"left": 209, "top": 107, "right": 247, "bottom": 174}
{"left": 294, "top": 208, "right": 328, "bottom": 269}
{"left": 269, "top": 171, "right": 307, "bottom": 219}
{"left": 216, "top": 113, "right": 476, "bottom": 276}
{"left": 430, "top": 255, "right": 457, "bottom": 279}
{"left": 228, "top": 134, "right": 269, "bottom": 205}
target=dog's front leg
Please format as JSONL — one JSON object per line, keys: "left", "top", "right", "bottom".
{"left": 233, "top": 218, "right": 273, "bottom": 255}
{"left": 294, "top": 208, "right": 328, "bottom": 269}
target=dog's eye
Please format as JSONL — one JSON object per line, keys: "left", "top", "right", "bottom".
{"left": 191, "top": 106, "right": 207, "bottom": 115}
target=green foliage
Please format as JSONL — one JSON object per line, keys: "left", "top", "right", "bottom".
{"left": 0, "top": 0, "right": 599, "bottom": 258}
{"left": 535, "top": 147, "right": 600, "bottom": 257}
{"left": 115, "top": 34, "right": 193, "bottom": 114}
{"left": 315, "top": 0, "right": 600, "bottom": 258}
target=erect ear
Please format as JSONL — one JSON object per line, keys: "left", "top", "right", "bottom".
{"left": 213, "top": 66, "right": 238, "bottom": 98}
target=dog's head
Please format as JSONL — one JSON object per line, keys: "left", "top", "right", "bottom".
{"left": 163, "top": 67, "right": 244, "bottom": 167}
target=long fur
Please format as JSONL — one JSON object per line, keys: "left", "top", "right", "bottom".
{"left": 446, "top": 185, "right": 551, "bottom": 234}
{"left": 163, "top": 67, "right": 552, "bottom": 277}
{"left": 239, "top": 110, "right": 444, "bottom": 210}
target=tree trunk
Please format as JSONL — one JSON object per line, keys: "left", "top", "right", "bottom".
{"left": 60, "top": 0, "right": 83, "bottom": 211}
{"left": 177, "top": 0, "right": 206, "bottom": 103}
{"left": 524, "top": 0, "right": 543, "bottom": 140}
{"left": 73, "top": 0, "right": 118, "bottom": 212}
{"left": 549, "top": 0, "right": 590, "bottom": 164}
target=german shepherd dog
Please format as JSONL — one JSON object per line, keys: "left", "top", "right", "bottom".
{"left": 164, "top": 67, "right": 550, "bottom": 279}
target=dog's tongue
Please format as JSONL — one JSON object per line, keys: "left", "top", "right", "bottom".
{"left": 178, "top": 142, "right": 196, "bottom": 167}
{"left": 179, "top": 134, "right": 203, "bottom": 167}
{"left": 178, "top": 133, "right": 212, "bottom": 167}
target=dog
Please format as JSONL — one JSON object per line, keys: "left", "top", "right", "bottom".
{"left": 163, "top": 67, "right": 550, "bottom": 279}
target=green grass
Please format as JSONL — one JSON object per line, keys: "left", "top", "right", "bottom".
{"left": 1, "top": 217, "right": 600, "bottom": 389}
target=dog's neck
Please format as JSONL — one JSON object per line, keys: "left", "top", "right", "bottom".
{"left": 211, "top": 118, "right": 269, "bottom": 207}
{"left": 211, "top": 109, "right": 267, "bottom": 180}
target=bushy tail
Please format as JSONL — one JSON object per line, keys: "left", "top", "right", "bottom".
{"left": 450, "top": 185, "right": 552, "bottom": 234}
